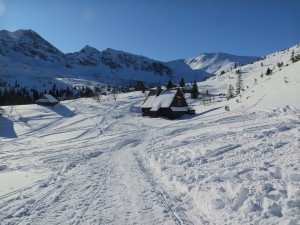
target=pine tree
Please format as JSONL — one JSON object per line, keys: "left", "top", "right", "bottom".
{"left": 234, "top": 62, "right": 237, "bottom": 69}
{"left": 167, "top": 79, "right": 173, "bottom": 89}
{"left": 265, "top": 67, "right": 273, "bottom": 75}
{"left": 236, "top": 73, "right": 243, "bottom": 95}
{"left": 227, "top": 85, "right": 235, "bottom": 100}
{"left": 191, "top": 81, "right": 198, "bottom": 99}
{"left": 295, "top": 54, "right": 300, "bottom": 62}
{"left": 291, "top": 50, "right": 295, "bottom": 62}
{"left": 112, "top": 87, "right": 117, "bottom": 101}
{"left": 179, "top": 78, "right": 185, "bottom": 88}
{"left": 277, "top": 62, "right": 283, "bottom": 68}
{"left": 291, "top": 50, "right": 300, "bottom": 63}
{"left": 55, "top": 89, "right": 60, "bottom": 98}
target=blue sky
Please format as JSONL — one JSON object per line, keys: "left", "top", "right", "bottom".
{"left": 0, "top": 0, "right": 299, "bottom": 61}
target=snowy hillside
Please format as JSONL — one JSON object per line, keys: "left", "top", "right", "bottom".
{"left": 184, "top": 52, "right": 260, "bottom": 74}
{"left": 0, "top": 42, "right": 300, "bottom": 224}
{"left": 0, "top": 29, "right": 258, "bottom": 90}
{"left": 199, "top": 43, "right": 300, "bottom": 107}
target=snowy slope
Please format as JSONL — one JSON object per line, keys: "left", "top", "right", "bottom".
{"left": 184, "top": 52, "right": 260, "bottom": 74}
{"left": 0, "top": 29, "right": 258, "bottom": 90}
{"left": 0, "top": 41, "right": 299, "bottom": 224}
{"left": 199, "top": 43, "right": 300, "bottom": 101}
{"left": 1, "top": 32, "right": 300, "bottom": 225}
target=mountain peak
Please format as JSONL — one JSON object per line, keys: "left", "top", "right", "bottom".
{"left": 0, "top": 29, "right": 64, "bottom": 61}
{"left": 80, "top": 45, "right": 100, "bottom": 53}
{"left": 10, "top": 29, "right": 40, "bottom": 40}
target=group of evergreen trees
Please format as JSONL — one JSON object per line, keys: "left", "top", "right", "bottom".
{"left": 0, "top": 80, "right": 80, "bottom": 106}
{"left": 291, "top": 50, "right": 300, "bottom": 63}
{"left": 0, "top": 78, "right": 142, "bottom": 106}
{"left": 166, "top": 78, "right": 199, "bottom": 99}
{"left": 0, "top": 88, "right": 33, "bottom": 106}
{"left": 227, "top": 72, "right": 243, "bottom": 100}
{"left": 166, "top": 78, "right": 186, "bottom": 89}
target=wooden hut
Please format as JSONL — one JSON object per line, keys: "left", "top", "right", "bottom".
{"left": 141, "top": 88, "right": 195, "bottom": 119}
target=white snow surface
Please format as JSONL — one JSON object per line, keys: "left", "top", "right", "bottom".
{"left": 1, "top": 44, "right": 300, "bottom": 225}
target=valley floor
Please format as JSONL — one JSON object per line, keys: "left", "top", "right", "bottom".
{"left": 0, "top": 93, "right": 299, "bottom": 225}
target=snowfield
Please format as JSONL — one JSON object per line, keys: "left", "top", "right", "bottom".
{"left": 1, "top": 46, "right": 300, "bottom": 224}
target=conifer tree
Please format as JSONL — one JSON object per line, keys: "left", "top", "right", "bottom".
{"left": 265, "top": 67, "right": 273, "bottom": 75}
{"left": 291, "top": 50, "right": 295, "bottom": 62}
{"left": 291, "top": 50, "right": 300, "bottom": 63}
{"left": 179, "top": 78, "right": 185, "bottom": 88}
{"left": 236, "top": 73, "right": 243, "bottom": 95}
{"left": 191, "top": 81, "right": 198, "bottom": 99}
{"left": 167, "top": 79, "right": 173, "bottom": 89}
{"left": 227, "top": 85, "right": 235, "bottom": 100}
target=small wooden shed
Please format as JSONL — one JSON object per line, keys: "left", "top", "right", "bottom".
{"left": 36, "top": 94, "right": 59, "bottom": 106}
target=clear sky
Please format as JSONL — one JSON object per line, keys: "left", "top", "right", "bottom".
{"left": 0, "top": 0, "right": 299, "bottom": 61}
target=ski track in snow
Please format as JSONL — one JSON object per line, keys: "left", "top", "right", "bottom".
{"left": 0, "top": 96, "right": 180, "bottom": 225}
{"left": 0, "top": 85, "right": 300, "bottom": 225}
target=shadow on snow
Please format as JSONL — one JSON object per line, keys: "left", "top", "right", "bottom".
{"left": 0, "top": 116, "right": 17, "bottom": 138}
{"left": 178, "top": 106, "right": 223, "bottom": 120}
{"left": 197, "top": 107, "right": 223, "bottom": 116}
{"left": 44, "top": 104, "right": 76, "bottom": 117}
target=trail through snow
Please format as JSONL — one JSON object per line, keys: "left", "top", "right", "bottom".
{"left": 0, "top": 95, "right": 185, "bottom": 225}
{"left": 0, "top": 86, "right": 299, "bottom": 225}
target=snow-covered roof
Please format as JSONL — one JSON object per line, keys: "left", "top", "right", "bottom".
{"left": 141, "top": 89, "right": 178, "bottom": 111}
{"left": 141, "top": 95, "right": 157, "bottom": 108}
{"left": 36, "top": 94, "right": 59, "bottom": 103}
{"left": 151, "top": 90, "right": 177, "bottom": 111}
{"left": 183, "top": 83, "right": 193, "bottom": 90}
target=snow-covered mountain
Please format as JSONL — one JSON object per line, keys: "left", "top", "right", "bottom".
{"left": 0, "top": 29, "right": 259, "bottom": 89}
{"left": 199, "top": 43, "right": 300, "bottom": 106}
{"left": 184, "top": 52, "right": 259, "bottom": 74}
{"left": 0, "top": 41, "right": 299, "bottom": 224}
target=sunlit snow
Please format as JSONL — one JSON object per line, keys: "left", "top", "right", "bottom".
{"left": 0, "top": 44, "right": 300, "bottom": 224}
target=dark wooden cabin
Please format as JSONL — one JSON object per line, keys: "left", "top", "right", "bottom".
{"left": 141, "top": 88, "right": 195, "bottom": 119}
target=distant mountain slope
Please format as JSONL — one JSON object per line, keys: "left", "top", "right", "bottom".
{"left": 0, "top": 29, "right": 259, "bottom": 88}
{"left": 184, "top": 52, "right": 260, "bottom": 74}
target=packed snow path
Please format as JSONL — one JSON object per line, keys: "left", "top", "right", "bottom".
{"left": 0, "top": 92, "right": 300, "bottom": 225}
{"left": 0, "top": 96, "right": 188, "bottom": 225}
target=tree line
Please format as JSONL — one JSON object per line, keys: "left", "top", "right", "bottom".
{"left": 0, "top": 80, "right": 83, "bottom": 106}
